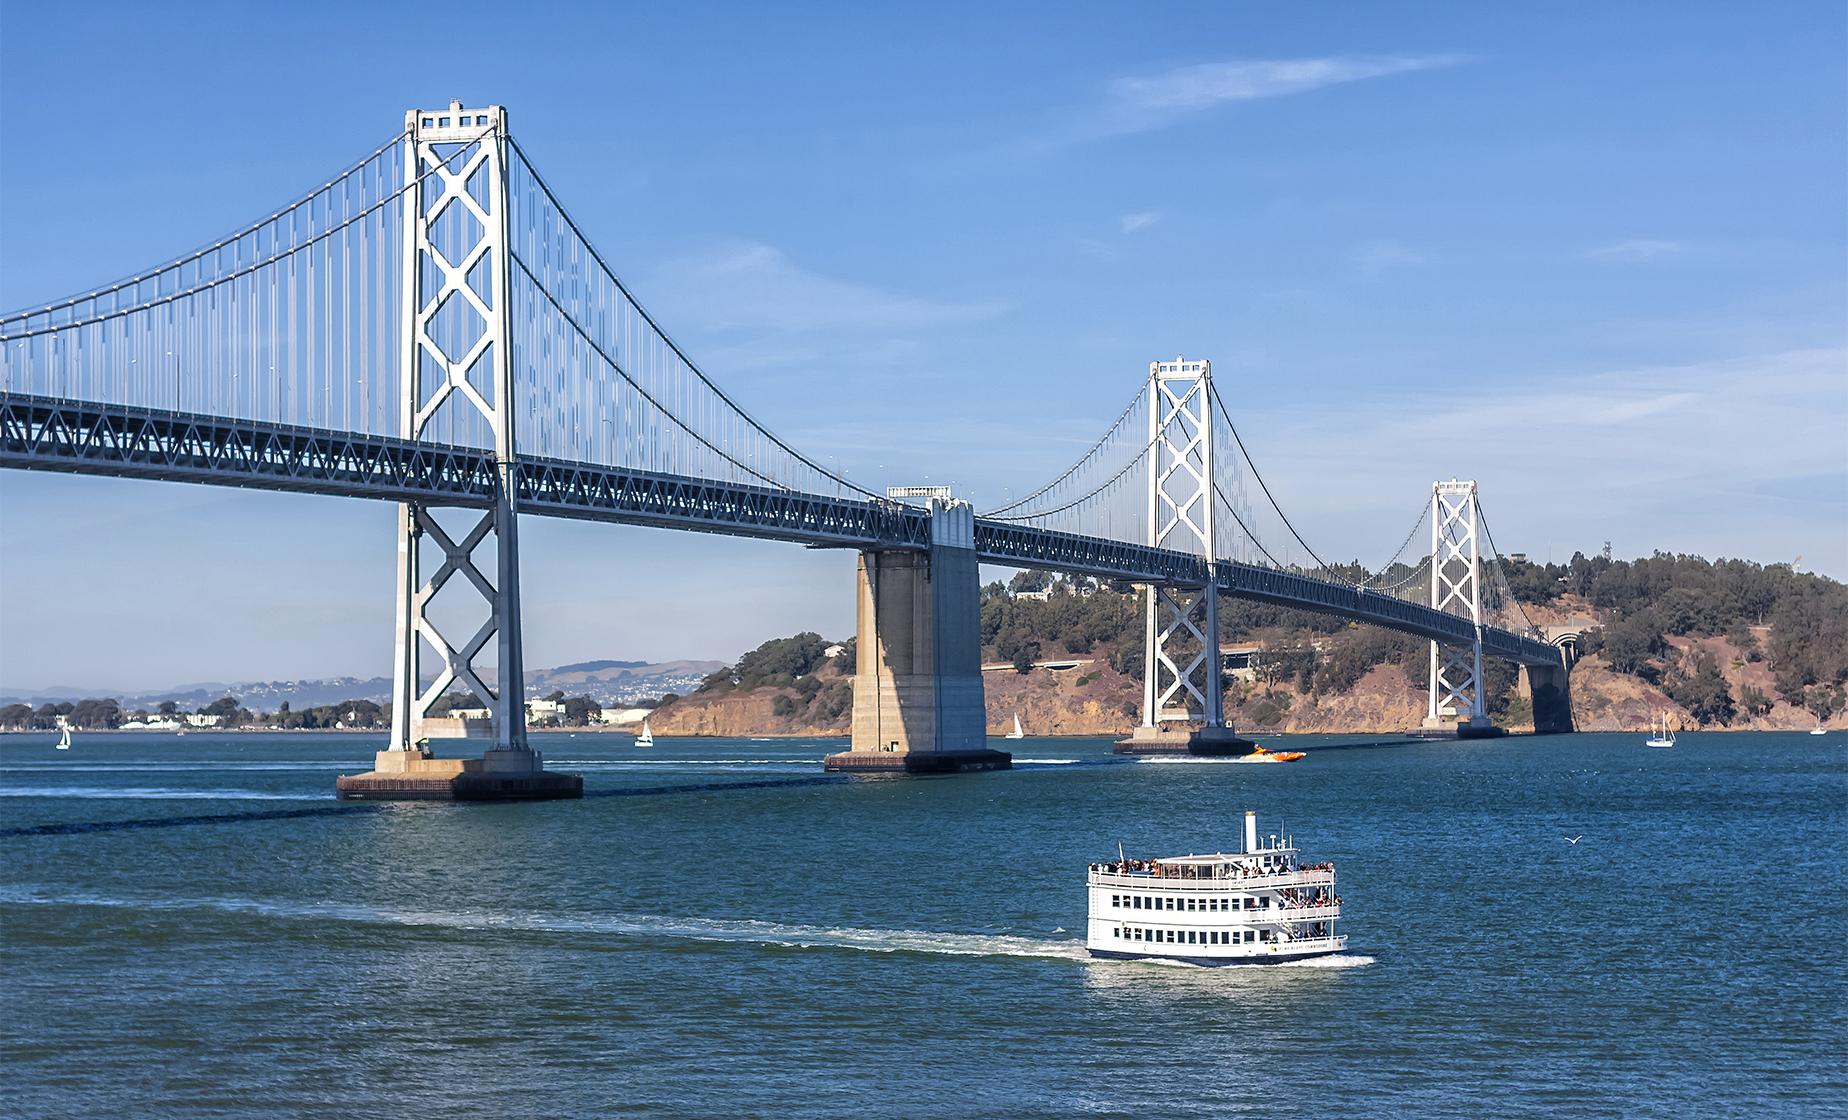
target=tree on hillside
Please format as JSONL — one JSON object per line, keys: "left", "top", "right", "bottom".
{"left": 1806, "top": 684, "right": 1844, "bottom": 723}
{"left": 1011, "top": 640, "right": 1041, "bottom": 674}
{"left": 731, "top": 632, "right": 830, "bottom": 689}
{"left": 1594, "top": 611, "right": 1667, "bottom": 679}
{"left": 1663, "top": 649, "right": 1735, "bottom": 727}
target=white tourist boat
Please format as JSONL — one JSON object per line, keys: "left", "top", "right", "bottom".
{"left": 1086, "top": 811, "right": 1346, "bottom": 965}
{"left": 1006, "top": 714, "right": 1025, "bottom": 740}
{"left": 634, "top": 719, "right": 654, "bottom": 748}
{"left": 1644, "top": 712, "right": 1676, "bottom": 748}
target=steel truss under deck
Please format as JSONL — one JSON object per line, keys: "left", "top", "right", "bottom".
{"left": 0, "top": 392, "right": 1559, "bottom": 669}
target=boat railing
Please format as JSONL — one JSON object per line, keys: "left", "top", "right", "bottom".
{"left": 1088, "top": 868, "right": 1335, "bottom": 890}
{"left": 1245, "top": 903, "right": 1341, "bottom": 922}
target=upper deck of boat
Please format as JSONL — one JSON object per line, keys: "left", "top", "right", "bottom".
{"left": 1087, "top": 857, "right": 1334, "bottom": 890}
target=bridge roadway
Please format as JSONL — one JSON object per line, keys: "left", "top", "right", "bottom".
{"left": 0, "top": 392, "right": 1562, "bottom": 668}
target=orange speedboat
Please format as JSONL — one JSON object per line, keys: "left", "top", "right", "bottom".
{"left": 1234, "top": 743, "right": 1306, "bottom": 764}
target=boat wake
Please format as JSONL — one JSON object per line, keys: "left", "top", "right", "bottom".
{"left": 0, "top": 888, "right": 1091, "bottom": 962}
{"left": 0, "top": 786, "right": 327, "bottom": 801}
{"left": 1, "top": 762, "right": 354, "bottom": 773}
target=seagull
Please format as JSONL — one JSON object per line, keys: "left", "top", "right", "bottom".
{"left": 1563, "top": 835, "right": 1583, "bottom": 845}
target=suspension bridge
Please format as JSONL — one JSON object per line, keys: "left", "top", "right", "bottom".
{"left": 0, "top": 103, "right": 1571, "bottom": 798}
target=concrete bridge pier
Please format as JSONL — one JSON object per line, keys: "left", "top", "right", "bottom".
{"left": 1521, "top": 660, "right": 1576, "bottom": 735}
{"left": 825, "top": 498, "right": 1010, "bottom": 774}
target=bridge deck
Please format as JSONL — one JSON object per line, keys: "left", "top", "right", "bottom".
{"left": 0, "top": 393, "right": 1560, "bottom": 667}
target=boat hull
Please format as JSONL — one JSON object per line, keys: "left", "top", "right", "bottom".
{"left": 1087, "top": 947, "right": 1344, "bottom": 966}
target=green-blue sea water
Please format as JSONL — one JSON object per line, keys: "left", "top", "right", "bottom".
{"left": 1, "top": 730, "right": 1843, "bottom": 1118}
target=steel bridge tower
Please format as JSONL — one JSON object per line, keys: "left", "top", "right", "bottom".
{"left": 1116, "top": 358, "right": 1248, "bottom": 755}
{"left": 1423, "top": 478, "right": 1492, "bottom": 736}
{"left": 341, "top": 102, "right": 575, "bottom": 799}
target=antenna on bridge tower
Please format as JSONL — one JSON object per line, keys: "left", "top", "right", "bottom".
{"left": 1425, "top": 479, "right": 1488, "bottom": 733}
{"left": 387, "top": 101, "right": 532, "bottom": 759}
{"left": 1139, "top": 357, "right": 1225, "bottom": 732}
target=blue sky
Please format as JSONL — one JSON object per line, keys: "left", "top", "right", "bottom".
{"left": 2, "top": 2, "right": 1844, "bottom": 690}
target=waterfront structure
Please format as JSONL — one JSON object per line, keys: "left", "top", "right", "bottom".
{"left": 1086, "top": 812, "right": 1346, "bottom": 965}
{"left": 0, "top": 103, "right": 1570, "bottom": 795}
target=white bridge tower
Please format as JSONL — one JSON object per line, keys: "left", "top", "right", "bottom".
{"left": 1117, "top": 358, "right": 1246, "bottom": 753}
{"left": 1424, "top": 478, "right": 1489, "bottom": 733}
{"left": 341, "top": 103, "right": 575, "bottom": 798}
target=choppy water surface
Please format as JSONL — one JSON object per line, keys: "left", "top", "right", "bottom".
{"left": 2, "top": 730, "right": 1843, "bottom": 1118}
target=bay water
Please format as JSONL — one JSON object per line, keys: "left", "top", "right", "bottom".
{"left": 2, "top": 731, "right": 1843, "bottom": 1117}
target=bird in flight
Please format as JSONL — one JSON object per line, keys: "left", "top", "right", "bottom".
{"left": 1563, "top": 835, "right": 1583, "bottom": 845}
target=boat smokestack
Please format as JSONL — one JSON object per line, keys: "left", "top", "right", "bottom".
{"left": 1244, "top": 810, "right": 1258, "bottom": 853}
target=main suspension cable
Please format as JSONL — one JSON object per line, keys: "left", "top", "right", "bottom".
{"left": 982, "top": 381, "right": 1149, "bottom": 516}
{"left": 507, "top": 136, "right": 883, "bottom": 502}
{"left": 1, "top": 131, "right": 410, "bottom": 327}
{"left": 1209, "top": 380, "right": 1352, "bottom": 586}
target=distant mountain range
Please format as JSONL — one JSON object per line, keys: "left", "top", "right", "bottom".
{"left": 0, "top": 658, "right": 725, "bottom": 712}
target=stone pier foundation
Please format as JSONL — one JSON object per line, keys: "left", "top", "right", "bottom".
{"left": 1521, "top": 661, "right": 1576, "bottom": 735}
{"left": 825, "top": 499, "right": 1010, "bottom": 775}
{"left": 336, "top": 746, "right": 582, "bottom": 800}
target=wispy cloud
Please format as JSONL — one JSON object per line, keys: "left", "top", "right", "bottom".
{"left": 1231, "top": 346, "right": 1848, "bottom": 573}
{"left": 647, "top": 242, "right": 1004, "bottom": 335}
{"left": 1096, "top": 54, "right": 1469, "bottom": 137}
{"left": 1589, "top": 239, "right": 1688, "bottom": 263}
{"left": 1119, "top": 211, "right": 1161, "bottom": 235}
{"left": 1350, "top": 239, "right": 1427, "bottom": 276}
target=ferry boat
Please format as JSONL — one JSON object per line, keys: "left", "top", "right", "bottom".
{"left": 1087, "top": 811, "right": 1345, "bottom": 965}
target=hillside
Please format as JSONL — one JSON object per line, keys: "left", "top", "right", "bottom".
{"left": 648, "top": 553, "right": 1848, "bottom": 738}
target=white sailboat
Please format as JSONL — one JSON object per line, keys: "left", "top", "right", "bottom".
{"left": 1812, "top": 723, "right": 1828, "bottom": 736}
{"left": 634, "top": 719, "right": 654, "bottom": 748}
{"left": 1005, "top": 714, "right": 1025, "bottom": 740}
{"left": 55, "top": 721, "right": 72, "bottom": 751}
{"left": 1644, "top": 711, "right": 1676, "bottom": 748}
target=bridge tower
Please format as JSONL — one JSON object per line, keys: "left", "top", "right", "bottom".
{"left": 1114, "top": 358, "right": 1250, "bottom": 756}
{"left": 338, "top": 102, "right": 577, "bottom": 800}
{"left": 1422, "top": 478, "right": 1495, "bottom": 738}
